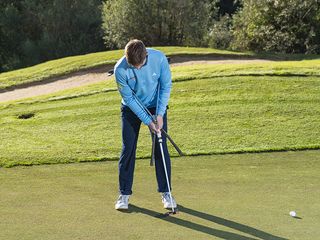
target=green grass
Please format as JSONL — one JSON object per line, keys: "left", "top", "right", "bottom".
{"left": 172, "top": 59, "right": 320, "bottom": 81}
{"left": 1, "top": 49, "right": 319, "bottom": 239}
{"left": 1, "top": 58, "right": 320, "bottom": 106}
{"left": 0, "top": 50, "right": 122, "bottom": 91}
{"left": 1, "top": 45, "right": 319, "bottom": 91}
{"left": 0, "top": 46, "right": 249, "bottom": 91}
{"left": 1, "top": 73, "right": 319, "bottom": 168}
{"left": 1, "top": 150, "right": 319, "bottom": 240}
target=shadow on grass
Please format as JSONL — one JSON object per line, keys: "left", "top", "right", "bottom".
{"left": 126, "top": 204, "right": 288, "bottom": 240}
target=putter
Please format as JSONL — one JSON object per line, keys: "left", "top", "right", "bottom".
{"left": 157, "top": 131, "right": 177, "bottom": 215}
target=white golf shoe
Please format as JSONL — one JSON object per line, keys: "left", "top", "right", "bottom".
{"left": 115, "top": 195, "right": 130, "bottom": 210}
{"left": 161, "top": 192, "right": 177, "bottom": 209}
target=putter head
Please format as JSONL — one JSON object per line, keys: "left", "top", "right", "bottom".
{"left": 164, "top": 208, "right": 179, "bottom": 217}
{"left": 164, "top": 209, "right": 178, "bottom": 216}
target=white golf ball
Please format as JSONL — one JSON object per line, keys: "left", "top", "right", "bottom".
{"left": 289, "top": 211, "right": 296, "bottom": 217}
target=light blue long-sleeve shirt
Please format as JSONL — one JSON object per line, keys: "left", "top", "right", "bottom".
{"left": 114, "top": 48, "right": 172, "bottom": 125}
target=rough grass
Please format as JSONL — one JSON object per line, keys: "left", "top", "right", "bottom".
{"left": 1, "top": 151, "right": 319, "bottom": 240}
{"left": 0, "top": 46, "right": 249, "bottom": 90}
{"left": 1, "top": 73, "right": 319, "bottom": 167}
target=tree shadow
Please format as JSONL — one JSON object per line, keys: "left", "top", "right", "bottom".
{"left": 126, "top": 204, "right": 288, "bottom": 240}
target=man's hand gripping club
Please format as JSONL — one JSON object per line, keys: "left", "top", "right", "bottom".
{"left": 148, "top": 115, "right": 163, "bottom": 134}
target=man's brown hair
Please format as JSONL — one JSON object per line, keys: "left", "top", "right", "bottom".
{"left": 125, "top": 39, "right": 147, "bottom": 66}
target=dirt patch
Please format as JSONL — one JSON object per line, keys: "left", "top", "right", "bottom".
{"left": 0, "top": 66, "right": 113, "bottom": 103}
{"left": 0, "top": 56, "right": 273, "bottom": 103}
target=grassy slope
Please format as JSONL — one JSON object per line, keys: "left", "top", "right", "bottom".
{"left": 0, "top": 50, "right": 122, "bottom": 90}
{"left": 2, "top": 44, "right": 319, "bottom": 91}
{"left": 1, "top": 151, "right": 319, "bottom": 240}
{"left": 1, "top": 71, "right": 319, "bottom": 167}
{"left": 172, "top": 59, "right": 320, "bottom": 81}
{"left": 0, "top": 47, "right": 249, "bottom": 90}
{"left": 1, "top": 58, "right": 320, "bottom": 107}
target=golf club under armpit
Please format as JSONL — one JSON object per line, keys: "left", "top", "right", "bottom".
{"left": 108, "top": 68, "right": 183, "bottom": 157}
{"left": 108, "top": 56, "right": 183, "bottom": 162}
{"left": 151, "top": 133, "right": 156, "bottom": 166}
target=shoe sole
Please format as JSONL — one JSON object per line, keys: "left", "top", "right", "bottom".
{"left": 115, "top": 205, "right": 128, "bottom": 210}
{"left": 116, "top": 208, "right": 129, "bottom": 211}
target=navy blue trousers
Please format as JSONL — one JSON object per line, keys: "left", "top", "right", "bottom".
{"left": 119, "top": 105, "right": 171, "bottom": 195}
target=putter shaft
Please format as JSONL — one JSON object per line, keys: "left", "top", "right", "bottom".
{"left": 157, "top": 132, "right": 175, "bottom": 214}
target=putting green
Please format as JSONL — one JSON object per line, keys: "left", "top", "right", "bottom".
{"left": 1, "top": 150, "right": 319, "bottom": 240}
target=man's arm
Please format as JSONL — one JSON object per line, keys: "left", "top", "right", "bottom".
{"left": 115, "top": 68, "right": 153, "bottom": 125}
{"left": 157, "top": 55, "right": 172, "bottom": 117}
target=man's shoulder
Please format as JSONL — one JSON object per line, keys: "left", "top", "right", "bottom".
{"left": 114, "top": 56, "right": 128, "bottom": 73}
{"left": 147, "top": 48, "right": 164, "bottom": 57}
{"left": 147, "top": 48, "right": 166, "bottom": 62}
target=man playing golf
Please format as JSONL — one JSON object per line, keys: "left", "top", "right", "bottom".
{"left": 114, "top": 39, "right": 177, "bottom": 210}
